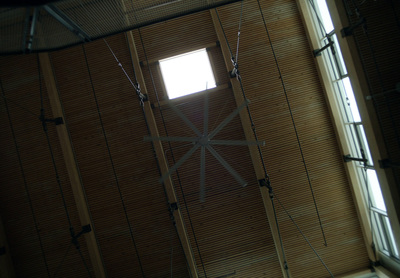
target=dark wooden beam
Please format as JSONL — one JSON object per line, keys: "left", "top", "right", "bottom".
{"left": 126, "top": 31, "right": 199, "bottom": 278}
{"left": 38, "top": 53, "right": 107, "bottom": 278}
{"left": 210, "top": 9, "right": 291, "bottom": 278}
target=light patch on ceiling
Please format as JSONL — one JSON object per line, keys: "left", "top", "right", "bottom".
{"left": 159, "top": 48, "right": 216, "bottom": 99}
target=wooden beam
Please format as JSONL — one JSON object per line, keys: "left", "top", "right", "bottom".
{"left": 38, "top": 53, "right": 107, "bottom": 278}
{"left": 153, "top": 83, "right": 230, "bottom": 107}
{"left": 209, "top": 9, "right": 291, "bottom": 278}
{"left": 126, "top": 31, "right": 199, "bottom": 278}
{"left": 0, "top": 215, "right": 15, "bottom": 278}
{"left": 140, "top": 42, "right": 219, "bottom": 66}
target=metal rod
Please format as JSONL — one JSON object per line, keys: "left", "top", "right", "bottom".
{"left": 159, "top": 144, "right": 200, "bottom": 184}
{"left": 206, "top": 145, "right": 246, "bottom": 187}
{"left": 169, "top": 102, "right": 202, "bottom": 136}
{"left": 200, "top": 146, "right": 206, "bottom": 202}
{"left": 26, "top": 7, "right": 39, "bottom": 52}
{"left": 43, "top": 4, "right": 91, "bottom": 42}
{"left": 209, "top": 99, "right": 250, "bottom": 139}
{"left": 210, "top": 139, "right": 265, "bottom": 146}
{"left": 144, "top": 136, "right": 197, "bottom": 143}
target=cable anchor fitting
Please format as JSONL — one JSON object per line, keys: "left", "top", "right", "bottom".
{"left": 341, "top": 17, "right": 366, "bottom": 37}
{"left": 135, "top": 83, "right": 148, "bottom": 106}
{"left": 343, "top": 154, "right": 369, "bottom": 167}
{"left": 229, "top": 57, "right": 241, "bottom": 81}
{"left": 168, "top": 202, "right": 178, "bottom": 223}
{"left": 70, "top": 224, "right": 92, "bottom": 249}
{"left": 259, "top": 176, "right": 273, "bottom": 199}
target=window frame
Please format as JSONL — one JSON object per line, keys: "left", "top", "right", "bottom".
{"left": 296, "top": 0, "right": 400, "bottom": 275}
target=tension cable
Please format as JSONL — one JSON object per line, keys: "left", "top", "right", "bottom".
{"left": 137, "top": 27, "right": 208, "bottom": 278}
{"left": 83, "top": 44, "right": 146, "bottom": 277}
{"left": 103, "top": 38, "right": 147, "bottom": 106}
{"left": 0, "top": 76, "right": 51, "bottom": 277}
{"left": 215, "top": 4, "right": 291, "bottom": 275}
{"left": 37, "top": 54, "right": 92, "bottom": 277}
{"left": 256, "top": 0, "right": 328, "bottom": 247}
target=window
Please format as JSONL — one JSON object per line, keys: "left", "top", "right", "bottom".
{"left": 309, "top": 0, "right": 399, "bottom": 261}
{"left": 159, "top": 48, "right": 216, "bottom": 99}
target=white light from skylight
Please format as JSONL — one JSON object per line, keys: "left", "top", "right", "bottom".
{"left": 159, "top": 49, "right": 216, "bottom": 99}
{"left": 316, "top": 0, "right": 334, "bottom": 34}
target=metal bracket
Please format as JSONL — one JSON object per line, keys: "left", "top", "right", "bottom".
{"left": 169, "top": 202, "right": 178, "bottom": 213}
{"left": 313, "top": 41, "right": 334, "bottom": 57}
{"left": 313, "top": 38, "right": 334, "bottom": 57}
{"left": 343, "top": 154, "right": 368, "bottom": 163}
{"left": 70, "top": 224, "right": 92, "bottom": 249}
{"left": 258, "top": 178, "right": 270, "bottom": 187}
{"left": 40, "top": 116, "right": 64, "bottom": 125}
{"left": 259, "top": 177, "right": 274, "bottom": 199}
{"left": 168, "top": 202, "right": 178, "bottom": 224}
{"left": 369, "top": 259, "right": 381, "bottom": 269}
{"left": 341, "top": 17, "right": 365, "bottom": 37}
{"left": 39, "top": 110, "right": 64, "bottom": 131}
{"left": 43, "top": 4, "right": 91, "bottom": 42}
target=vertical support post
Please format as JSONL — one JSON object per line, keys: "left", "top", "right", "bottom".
{"left": 0, "top": 215, "right": 16, "bottom": 278}
{"left": 126, "top": 31, "right": 199, "bottom": 278}
{"left": 209, "top": 9, "right": 290, "bottom": 278}
{"left": 38, "top": 53, "right": 107, "bottom": 278}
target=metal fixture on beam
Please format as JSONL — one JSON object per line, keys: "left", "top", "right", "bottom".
{"left": 341, "top": 17, "right": 365, "bottom": 37}
{"left": 43, "top": 4, "right": 91, "bottom": 42}
{"left": 24, "top": 7, "right": 40, "bottom": 53}
{"left": 343, "top": 154, "right": 368, "bottom": 163}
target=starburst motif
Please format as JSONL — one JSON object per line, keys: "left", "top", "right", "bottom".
{"left": 145, "top": 92, "right": 264, "bottom": 201}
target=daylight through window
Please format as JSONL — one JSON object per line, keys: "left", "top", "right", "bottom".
{"left": 310, "top": 0, "right": 399, "bottom": 260}
{"left": 159, "top": 48, "right": 216, "bottom": 99}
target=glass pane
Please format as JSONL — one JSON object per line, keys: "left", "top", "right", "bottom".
{"left": 357, "top": 125, "right": 373, "bottom": 166}
{"left": 343, "top": 77, "right": 361, "bottom": 122}
{"left": 315, "top": 0, "right": 334, "bottom": 34}
{"left": 332, "top": 34, "right": 348, "bottom": 76}
{"left": 384, "top": 216, "right": 400, "bottom": 258}
{"left": 335, "top": 80, "right": 353, "bottom": 122}
{"left": 367, "top": 169, "right": 386, "bottom": 211}
{"left": 160, "top": 49, "right": 216, "bottom": 99}
{"left": 374, "top": 212, "right": 389, "bottom": 252}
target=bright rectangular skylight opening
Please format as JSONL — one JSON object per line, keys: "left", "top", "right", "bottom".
{"left": 159, "top": 49, "right": 216, "bottom": 99}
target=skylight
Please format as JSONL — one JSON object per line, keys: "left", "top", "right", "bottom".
{"left": 159, "top": 49, "right": 216, "bottom": 99}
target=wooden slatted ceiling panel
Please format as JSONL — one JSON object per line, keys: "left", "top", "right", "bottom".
{"left": 50, "top": 33, "right": 190, "bottom": 277}
{"left": 217, "top": 0, "right": 369, "bottom": 277}
{"left": 155, "top": 91, "right": 282, "bottom": 278}
{"left": 0, "top": 54, "right": 93, "bottom": 277}
{"left": 133, "top": 7, "right": 282, "bottom": 278}
{"left": 136, "top": 0, "right": 369, "bottom": 277}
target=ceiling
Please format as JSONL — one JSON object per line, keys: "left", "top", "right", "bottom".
{"left": 0, "top": 0, "right": 241, "bottom": 54}
{"left": 0, "top": 0, "right": 378, "bottom": 277}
